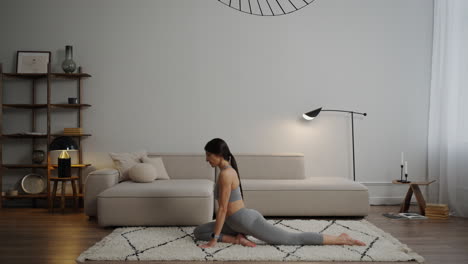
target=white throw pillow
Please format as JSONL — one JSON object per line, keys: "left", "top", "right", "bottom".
{"left": 129, "top": 163, "right": 158, "bottom": 183}
{"left": 109, "top": 150, "right": 147, "bottom": 182}
{"left": 141, "top": 156, "right": 170, "bottom": 180}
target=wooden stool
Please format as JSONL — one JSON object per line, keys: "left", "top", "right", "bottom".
{"left": 392, "top": 179, "right": 436, "bottom": 215}
{"left": 50, "top": 176, "right": 79, "bottom": 214}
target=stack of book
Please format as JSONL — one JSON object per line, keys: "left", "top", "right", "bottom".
{"left": 64, "top": 128, "right": 83, "bottom": 135}
{"left": 425, "top": 203, "right": 449, "bottom": 219}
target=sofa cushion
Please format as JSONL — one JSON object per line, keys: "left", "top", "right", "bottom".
{"left": 109, "top": 150, "right": 147, "bottom": 182}
{"left": 142, "top": 156, "right": 170, "bottom": 180}
{"left": 84, "top": 152, "right": 215, "bottom": 181}
{"left": 217, "top": 154, "right": 306, "bottom": 180}
{"left": 240, "top": 177, "right": 369, "bottom": 216}
{"left": 97, "top": 179, "right": 214, "bottom": 226}
{"left": 242, "top": 177, "right": 368, "bottom": 191}
{"left": 158, "top": 154, "right": 214, "bottom": 180}
{"left": 129, "top": 163, "right": 158, "bottom": 182}
{"left": 97, "top": 179, "right": 213, "bottom": 198}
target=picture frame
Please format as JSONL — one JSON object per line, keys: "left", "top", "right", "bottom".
{"left": 16, "top": 51, "right": 51, "bottom": 74}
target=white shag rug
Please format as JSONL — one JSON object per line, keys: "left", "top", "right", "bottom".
{"left": 76, "top": 219, "right": 424, "bottom": 262}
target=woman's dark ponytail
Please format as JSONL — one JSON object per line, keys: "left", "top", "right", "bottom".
{"left": 229, "top": 153, "right": 244, "bottom": 199}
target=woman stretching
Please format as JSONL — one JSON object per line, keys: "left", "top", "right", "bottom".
{"left": 194, "top": 138, "right": 366, "bottom": 248}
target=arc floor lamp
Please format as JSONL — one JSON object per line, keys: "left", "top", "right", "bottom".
{"left": 302, "top": 107, "right": 367, "bottom": 181}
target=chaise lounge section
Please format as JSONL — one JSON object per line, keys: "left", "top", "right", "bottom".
{"left": 84, "top": 154, "right": 214, "bottom": 227}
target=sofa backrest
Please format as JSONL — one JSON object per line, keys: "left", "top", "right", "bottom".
{"left": 84, "top": 152, "right": 214, "bottom": 181}
{"left": 85, "top": 152, "right": 304, "bottom": 181}
{"left": 215, "top": 153, "right": 305, "bottom": 180}
{"left": 154, "top": 153, "right": 214, "bottom": 181}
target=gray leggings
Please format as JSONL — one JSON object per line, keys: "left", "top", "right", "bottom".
{"left": 194, "top": 208, "right": 323, "bottom": 245}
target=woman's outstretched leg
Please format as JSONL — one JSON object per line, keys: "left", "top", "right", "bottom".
{"left": 228, "top": 209, "right": 322, "bottom": 245}
{"left": 227, "top": 208, "right": 365, "bottom": 246}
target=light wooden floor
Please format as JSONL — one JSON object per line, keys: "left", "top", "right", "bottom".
{"left": 0, "top": 205, "right": 467, "bottom": 264}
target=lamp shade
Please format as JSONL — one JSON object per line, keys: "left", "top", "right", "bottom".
{"left": 49, "top": 136, "right": 79, "bottom": 151}
{"left": 302, "top": 107, "right": 322, "bottom": 120}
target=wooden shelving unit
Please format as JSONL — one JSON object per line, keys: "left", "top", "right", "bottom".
{"left": 0, "top": 63, "right": 91, "bottom": 209}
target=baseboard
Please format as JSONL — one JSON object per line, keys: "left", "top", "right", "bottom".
{"left": 370, "top": 197, "right": 405, "bottom": 205}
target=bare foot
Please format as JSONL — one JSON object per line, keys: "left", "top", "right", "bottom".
{"left": 338, "top": 233, "right": 366, "bottom": 246}
{"left": 235, "top": 234, "right": 256, "bottom": 247}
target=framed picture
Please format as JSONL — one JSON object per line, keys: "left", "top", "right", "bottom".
{"left": 16, "top": 51, "right": 51, "bottom": 73}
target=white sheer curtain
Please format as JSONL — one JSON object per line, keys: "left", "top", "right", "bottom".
{"left": 428, "top": 0, "right": 468, "bottom": 217}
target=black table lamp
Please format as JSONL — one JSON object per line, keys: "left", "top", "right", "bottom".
{"left": 50, "top": 136, "right": 78, "bottom": 178}
{"left": 303, "top": 107, "right": 367, "bottom": 181}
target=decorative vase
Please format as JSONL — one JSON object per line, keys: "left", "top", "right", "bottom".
{"left": 61, "top": 45, "right": 76, "bottom": 73}
{"left": 32, "top": 150, "right": 45, "bottom": 164}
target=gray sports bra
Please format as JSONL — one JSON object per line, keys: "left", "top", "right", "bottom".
{"left": 214, "top": 165, "right": 243, "bottom": 202}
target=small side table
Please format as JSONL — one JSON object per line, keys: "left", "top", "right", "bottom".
{"left": 50, "top": 176, "right": 79, "bottom": 214}
{"left": 392, "top": 179, "right": 436, "bottom": 215}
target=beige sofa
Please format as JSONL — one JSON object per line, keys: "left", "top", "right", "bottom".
{"left": 84, "top": 153, "right": 368, "bottom": 227}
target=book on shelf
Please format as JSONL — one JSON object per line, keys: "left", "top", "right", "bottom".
{"left": 63, "top": 128, "right": 83, "bottom": 134}
{"left": 426, "top": 211, "right": 449, "bottom": 215}
{"left": 425, "top": 214, "right": 449, "bottom": 219}
{"left": 426, "top": 203, "right": 448, "bottom": 210}
{"left": 426, "top": 203, "right": 447, "bottom": 207}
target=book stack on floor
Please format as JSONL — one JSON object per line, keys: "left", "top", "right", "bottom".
{"left": 425, "top": 203, "right": 449, "bottom": 219}
{"left": 64, "top": 128, "right": 83, "bottom": 135}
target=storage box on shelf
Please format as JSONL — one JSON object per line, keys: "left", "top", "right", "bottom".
{"left": 0, "top": 63, "right": 92, "bottom": 209}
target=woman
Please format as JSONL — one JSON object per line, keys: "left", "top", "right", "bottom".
{"left": 194, "top": 138, "right": 366, "bottom": 248}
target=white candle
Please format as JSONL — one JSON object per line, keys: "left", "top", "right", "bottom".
{"left": 401, "top": 152, "right": 404, "bottom": 165}
{"left": 405, "top": 161, "right": 408, "bottom": 174}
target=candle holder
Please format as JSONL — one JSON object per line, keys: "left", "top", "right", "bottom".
{"left": 397, "top": 165, "right": 405, "bottom": 182}
{"left": 404, "top": 173, "right": 410, "bottom": 183}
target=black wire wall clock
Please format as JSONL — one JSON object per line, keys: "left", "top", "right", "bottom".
{"left": 218, "top": 0, "right": 316, "bottom": 16}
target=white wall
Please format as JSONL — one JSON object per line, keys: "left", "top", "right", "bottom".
{"left": 0, "top": 0, "right": 434, "bottom": 205}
